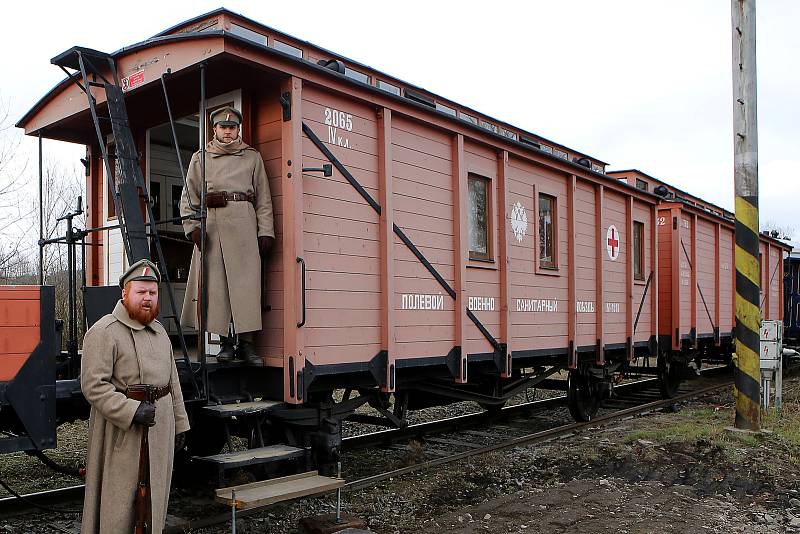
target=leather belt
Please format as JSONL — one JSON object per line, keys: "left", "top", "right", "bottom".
{"left": 125, "top": 384, "right": 171, "bottom": 403}
{"left": 205, "top": 191, "right": 255, "bottom": 208}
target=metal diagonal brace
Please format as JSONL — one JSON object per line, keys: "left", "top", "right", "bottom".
{"left": 301, "top": 122, "right": 501, "bottom": 353}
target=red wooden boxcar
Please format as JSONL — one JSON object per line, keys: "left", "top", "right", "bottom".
{"left": 610, "top": 170, "right": 791, "bottom": 377}
{"left": 12, "top": 9, "right": 773, "bottom": 467}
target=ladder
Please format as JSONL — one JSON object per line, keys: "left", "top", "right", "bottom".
{"left": 51, "top": 46, "right": 199, "bottom": 396}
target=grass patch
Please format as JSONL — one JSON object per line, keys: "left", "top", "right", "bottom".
{"left": 624, "top": 406, "right": 730, "bottom": 445}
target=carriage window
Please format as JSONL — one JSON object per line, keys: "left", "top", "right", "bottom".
{"left": 539, "top": 193, "right": 556, "bottom": 269}
{"left": 344, "top": 67, "right": 370, "bottom": 84}
{"left": 376, "top": 80, "right": 400, "bottom": 95}
{"left": 229, "top": 23, "right": 267, "bottom": 45}
{"left": 633, "top": 221, "right": 644, "bottom": 280}
{"left": 468, "top": 174, "right": 490, "bottom": 260}
{"left": 272, "top": 39, "right": 303, "bottom": 58}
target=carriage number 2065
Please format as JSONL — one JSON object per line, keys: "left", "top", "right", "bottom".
{"left": 324, "top": 107, "right": 353, "bottom": 132}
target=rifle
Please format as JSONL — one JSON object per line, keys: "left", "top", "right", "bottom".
{"left": 126, "top": 384, "right": 154, "bottom": 534}
{"left": 261, "top": 254, "right": 269, "bottom": 311}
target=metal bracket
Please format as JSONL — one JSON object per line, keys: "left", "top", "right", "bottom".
{"left": 279, "top": 92, "right": 291, "bottom": 121}
{"left": 492, "top": 343, "right": 508, "bottom": 373}
{"left": 302, "top": 164, "right": 332, "bottom": 177}
{"left": 445, "top": 346, "right": 462, "bottom": 378}
{"left": 368, "top": 351, "right": 388, "bottom": 387}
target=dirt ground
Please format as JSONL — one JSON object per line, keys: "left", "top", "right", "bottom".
{"left": 347, "top": 379, "right": 800, "bottom": 534}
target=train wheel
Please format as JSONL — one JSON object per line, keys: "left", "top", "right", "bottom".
{"left": 658, "top": 355, "right": 683, "bottom": 398}
{"left": 567, "top": 369, "right": 600, "bottom": 422}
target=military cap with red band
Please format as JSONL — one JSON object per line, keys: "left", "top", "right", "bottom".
{"left": 119, "top": 258, "right": 161, "bottom": 288}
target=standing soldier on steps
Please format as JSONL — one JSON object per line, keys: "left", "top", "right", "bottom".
{"left": 180, "top": 106, "right": 275, "bottom": 365}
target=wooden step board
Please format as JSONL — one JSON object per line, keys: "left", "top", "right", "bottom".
{"left": 194, "top": 444, "right": 305, "bottom": 469}
{"left": 202, "top": 400, "right": 283, "bottom": 418}
{"left": 216, "top": 471, "right": 344, "bottom": 510}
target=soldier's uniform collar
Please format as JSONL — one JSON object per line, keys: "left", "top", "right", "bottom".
{"left": 112, "top": 300, "right": 153, "bottom": 331}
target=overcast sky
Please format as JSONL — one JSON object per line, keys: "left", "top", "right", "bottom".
{"left": 2, "top": 1, "right": 798, "bottom": 241}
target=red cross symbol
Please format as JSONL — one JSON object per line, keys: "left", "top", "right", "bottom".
{"left": 607, "top": 227, "right": 619, "bottom": 257}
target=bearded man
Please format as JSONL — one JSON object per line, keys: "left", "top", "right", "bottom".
{"left": 80, "top": 259, "right": 189, "bottom": 534}
{"left": 180, "top": 105, "right": 274, "bottom": 365}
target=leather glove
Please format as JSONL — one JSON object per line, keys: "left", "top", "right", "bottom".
{"left": 258, "top": 236, "right": 274, "bottom": 257}
{"left": 189, "top": 229, "right": 204, "bottom": 248}
{"left": 132, "top": 402, "right": 156, "bottom": 427}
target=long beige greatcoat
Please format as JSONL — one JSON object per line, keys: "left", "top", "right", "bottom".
{"left": 80, "top": 301, "right": 190, "bottom": 534}
{"left": 180, "top": 139, "right": 274, "bottom": 335}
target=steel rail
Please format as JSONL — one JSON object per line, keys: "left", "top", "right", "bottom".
{"left": 342, "top": 369, "right": 730, "bottom": 451}
{"left": 0, "top": 484, "right": 84, "bottom": 515}
{"left": 343, "top": 379, "right": 732, "bottom": 492}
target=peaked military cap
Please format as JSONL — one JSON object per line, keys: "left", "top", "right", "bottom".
{"left": 119, "top": 259, "right": 161, "bottom": 288}
{"left": 210, "top": 106, "right": 242, "bottom": 127}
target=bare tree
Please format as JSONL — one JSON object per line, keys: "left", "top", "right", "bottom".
{"left": 0, "top": 95, "right": 31, "bottom": 276}
{"left": 762, "top": 219, "right": 794, "bottom": 241}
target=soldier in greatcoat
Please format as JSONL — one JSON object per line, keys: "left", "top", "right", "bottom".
{"left": 80, "top": 259, "right": 190, "bottom": 534}
{"left": 180, "top": 106, "right": 274, "bottom": 364}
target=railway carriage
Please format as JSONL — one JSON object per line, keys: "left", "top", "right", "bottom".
{"left": 0, "top": 8, "right": 789, "bottom": 487}
{"left": 611, "top": 169, "right": 791, "bottom": 388}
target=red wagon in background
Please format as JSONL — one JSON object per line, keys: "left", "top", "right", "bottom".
{"left": 611, "top": 169, "right": 791, "bottom": 395}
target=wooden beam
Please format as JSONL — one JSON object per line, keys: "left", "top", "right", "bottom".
{"left": 568, "top": 175, "right": 578, "bottom": 368}
{"left": 280, "top": 76, "right": 304, "bottom": 404}
{"left": 672, "top": 208, "right": 681, "bottom": 351}
{"left": 595, "top": 184, "right": 604, "bottom": 365}
{"left": 690, "top": 213, "right": 697, "bottom": 347}
{"left": 626, "top": 196, "right": 634, "bottom": 360}
{"left": 498, "top": 150, "right": 512, "bottom": 377}
{"left": 715, "top": 222, "right": 722, "bottom": 344}
{"left": 651, "top": 205, "right": 659, "bottom": 350}
{"left": 378, "top": 108, "right": 395, "bottom": 391}
{"left": 453, "top": 134, "right": 469, "bottom": 383}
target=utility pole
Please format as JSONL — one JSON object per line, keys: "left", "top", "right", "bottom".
{"left": 731, "top": 0, "right": 761, "bottom": 431}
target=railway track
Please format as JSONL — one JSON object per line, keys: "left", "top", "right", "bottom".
{"left": 0, "top": 369, "right": 733, "bottom": 532}
{"left": 165, "top": 370, "right": 734, "bottom": 532}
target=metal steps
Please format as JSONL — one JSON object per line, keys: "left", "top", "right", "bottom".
{"left": 194, "top": 444, "right": 305, "bottom": 470}
{"left": 215, "top": 471, "right": 344, "bottom": 510}
{"left": 202, "top": 400, "right": 282, "bottom": 418}
{"left": 194, "top": 400, "right": 304, "bottom": 486}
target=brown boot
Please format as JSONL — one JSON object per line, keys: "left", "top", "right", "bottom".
{"left": 236, "top": 340, "right": 262, "bottom": 366}
{"left": 216, "top": 336, "right": 236, "bottom": 363}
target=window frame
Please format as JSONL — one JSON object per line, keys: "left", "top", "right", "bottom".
{"left": 633, "top": 220, "right": 645, "bottom": 281}
{"left": 635, "top": 178, "right": 649, "bottom": 192}
{"left": 467, "top": 173, "right": 492, "bottom": 262}
{"left": 535, "top": 187, "right": 559, "bottom": 274}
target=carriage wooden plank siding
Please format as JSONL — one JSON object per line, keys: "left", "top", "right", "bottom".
{"left": 657, "top": 201, "right": 788, "bottom": 350}
{"left": 254, "top": 81, "right": 660, "bottom": 402}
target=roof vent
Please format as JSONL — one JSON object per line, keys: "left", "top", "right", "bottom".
{"left": 573, "top": 157, "right": 592, "bottom": 168}
{"left": 653, "top": 185, "right": 670, "bottom": 197}
{"left": 317, "top": 59, "right": 346, "bottom": 74}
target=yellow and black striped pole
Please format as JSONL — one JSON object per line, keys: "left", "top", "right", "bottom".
{"left": 731, "top": 0, "right": 761, "bottom": 431}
